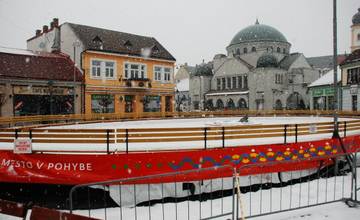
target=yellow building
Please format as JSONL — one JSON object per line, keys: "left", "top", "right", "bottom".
{"left": 69, "top": 23, "right": 176, "bottom": 117}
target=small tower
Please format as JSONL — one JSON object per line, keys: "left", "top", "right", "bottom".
{"left": 351, "top": 8, "right": 360, "bottom": 52}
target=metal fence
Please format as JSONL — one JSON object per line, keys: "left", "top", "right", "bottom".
{"left": 67, "top": 151, "right": 360, "bottom": 220}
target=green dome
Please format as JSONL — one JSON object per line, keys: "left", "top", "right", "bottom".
{"left": 230, "top": 22, "right": 288, "bottom": 46}
{"left": 257, "top": 54, "right": 278, "bottom": 68}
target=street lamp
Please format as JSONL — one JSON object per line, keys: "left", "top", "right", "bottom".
{"left": 73, "top": 40, "right": 81, "bottom": 114}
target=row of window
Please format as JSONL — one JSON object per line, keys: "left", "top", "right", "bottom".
{"left": 234, "top": 46, "right": 286, "bottom": 55}
{"left": 216, "top": 75, "right": 248, "bottom": 90}
{"left": 275, "top": 74, "right": 284, "bottom": 84}
{"left": 90, "top": 60, "right": 173, "bottom": 82}
{"left": 347, "top": 67, "right": 360, "bottom": 85}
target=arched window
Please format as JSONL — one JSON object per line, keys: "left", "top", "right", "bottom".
{"left": 227, "top": 99, "right": 235, "bottom": 110}
{"left": 236, "top": 48, "right": 240, "bottom": 55}
{"left": 251, "top": 47, "right": 256, "bottom": 52}
{"left": 277, "top": 47, "right": 280, "bottom": 53}
{"left": 275, "top": 100, "right": 282, "bottom": 110}
{"left": 238, "top": 98, "right": 247, "bottom": 109}
{"left": 216, "top": 99, "right": 224, "bottom": 109}
{"left": 205, "top": 99, "right": 214, "bottom": 110}
{"left": 243, "top": 48, "right": 247, "bottom": 54}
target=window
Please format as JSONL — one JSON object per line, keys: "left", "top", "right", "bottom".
{"left": 347, "top": 68, "right": 360, "bottom": 85}
{"left": 91, "top": 60, "right": 115, "bottom": 79}
{"left": 236, "top": 48, "right": 240, "bottom": 54}
{"left": 91, "top": 60, "right": 101, "bottom": 78}
{"left": 283, "top": 48, "right": 286, "bottom": 54}
{"left": 221, "top": 78, "right": 226, "bottom": 90}
{"left": 243, "top": 48, "right": 248, "bottom": 54}
{"left": 216, "top": 78, "right": 221, "bottom": 90}
{"left": 153, "top": 66, "right": 172, "bottom": 82}
{"left": 358, "top": 33, "right": 360, "bottom": 41}
{"left": 105, "top": 62, "right": 114, "bottom": 78}
{"left": 251, "top": 47, "right": 256, "bottom": 52}
{"left": 244, "top": 75, "right": 248, "bottom": 89}
{"left": 277, "top": 47, "right": 280, "bottom": 53}
{"left": 154, "top": 66, "right": 162, "bottom": 81}
{"left": 238, "top": 76, "right": 242, "bottom": 89}
{"left": 164, "top": 67, "right": 171, "bottom": 81}
{"left": 227, "top": 77, "right": 231, "bottom": 89}
{"left": 125, "top": 62, "right": 147, "bottom": 79}
{"left": 232, "top": 77, "right": 237, "bottom": 89}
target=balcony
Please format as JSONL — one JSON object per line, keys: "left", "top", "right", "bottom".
{"left": 122, "top": 78, "right": 151, "bottom": 89}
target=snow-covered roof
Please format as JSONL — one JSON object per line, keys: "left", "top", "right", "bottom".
{"left": 175, "top": 78, "right": 189, "bottom": 91}
{"left": 308, "top": 66, "right": 341, "bottom": 87}
{"left": 206, "top": 91, "right": 249, "bottom": 96}
{"left": 0, "top": 46, "right": 38, "bottom": 56}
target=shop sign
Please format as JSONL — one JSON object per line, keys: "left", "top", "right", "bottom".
{"left": 14, "top": 139, "right": 32, "bottom": 154}
{"left": 312, "top": 88, "right": 324, "bottom": 97}
{"left": 324, "top": 88, "right": 334, "bottom": 96}
{"left": 350, "top": 85, "right": 358, "bottom": 95}
{"left": 13, "top": 86, "right": 73, "bottom": 96}
{"left": 309, "top": 124, "right": 317, "bottom": 134}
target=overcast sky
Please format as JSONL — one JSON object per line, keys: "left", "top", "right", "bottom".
{"left": 0, "top": 0, "right": 358, "bottom": 66}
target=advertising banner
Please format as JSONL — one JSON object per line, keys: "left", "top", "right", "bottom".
{"left": 1, "top": 136, "right": 359, "bottom": 185}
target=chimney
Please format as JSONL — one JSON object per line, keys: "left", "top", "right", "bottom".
{"left": 35, "top": 29, "right": 41, "bottom": 36}
{"left": 53, "top": 18, "right": 59, "bottom": 27}
{"left": 42, "top": 25, "right": 49, "bottom": 33}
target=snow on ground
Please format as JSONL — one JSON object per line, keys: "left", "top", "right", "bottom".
{"left": 0, "top": 116, "right": 358, "bottom": 152}
{"left": 1, "top": 167, "right": 354, "bottom": 220}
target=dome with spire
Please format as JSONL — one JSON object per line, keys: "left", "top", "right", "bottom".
{"left": 229, "top": 20, "right": 288, "bottom": 46}
{"left": 353, "top": 8, "right": 360, "bottom": 25}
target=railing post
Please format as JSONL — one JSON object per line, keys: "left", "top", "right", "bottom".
{"left": 15, "top": 129, "right": 18, "bottom": 139}
{"left": 222, "top": 127, "right": 225, "bottom": 148}
{"left": 106, "top": 129, "right": 110, "bottom": 154}
{"left": 204, "top": 127, "right": 207, "bottom": 149}
{"left": 125, "top": 129, "right": 129, "bottom": 153}
{"left": 295, "top": 124, "right": 298, "bottom": 143}
{"left": 284, "top": 125, "right": 287, "bottom": 144}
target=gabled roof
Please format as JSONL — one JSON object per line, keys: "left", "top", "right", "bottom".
{"left": 279, "top": 53, "right": 302, "bottom": 70}
{"left": 307, "top": 54, "right": 346, "bottom": 69}
{"left": 0, "top": 46, "right": 82, "bottom": 82}
{"left": 184, "top": 65, "right": 196, "bottom": 74}
{"left": 340, "top": 49, "right": 360, "bottom": 66}
{"left": 66, "top": 23, "right": 176, "bottom": 61}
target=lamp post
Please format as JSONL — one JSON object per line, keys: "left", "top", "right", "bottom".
{"left": 73, "top": 40, "right": 81, "bottom": 114}
{"left": 332, "top": 0, "right": 339, "bottom": 133}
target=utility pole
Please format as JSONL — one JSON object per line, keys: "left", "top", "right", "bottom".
{"left": 333, "top": 0, "right": 339, "bottom": 133}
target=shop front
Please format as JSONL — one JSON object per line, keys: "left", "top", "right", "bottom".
{"left": 13, "top": 85, "right": 75, "bottom": 116}
{"left": 311, "top": 86, "right": 335, "bottom": 110}
{"left": 91, "top": 94, "right": 115, "bottom": 113}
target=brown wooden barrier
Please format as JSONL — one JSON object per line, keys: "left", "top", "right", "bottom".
{"left": 0, "top": 199, "right": 27, "bottom": 218}
{"left": 30, "top": 206, "right": 100, "bottom": 220}
{"left": 1, "top": 113, "right": 360, "bottom": 153}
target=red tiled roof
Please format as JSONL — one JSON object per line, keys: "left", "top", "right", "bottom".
{"left": 0, "top": 47, "right": 83, "bottom": 82}
{"left": 340, "top": 49, "right": 360, "bottom": 66}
